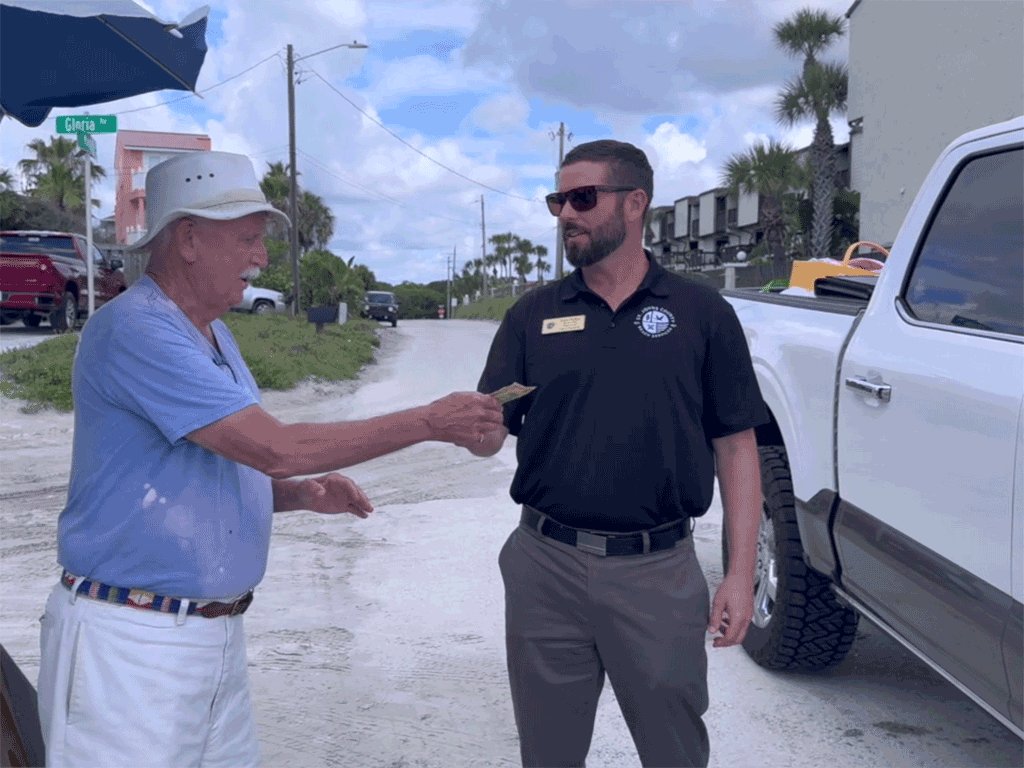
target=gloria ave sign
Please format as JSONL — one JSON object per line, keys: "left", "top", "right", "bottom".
{"left": 56, "top": 115, "right": 117, "bottom": 134}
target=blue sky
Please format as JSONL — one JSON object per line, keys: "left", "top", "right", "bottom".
{"left": 1, "top": 0, "right": 854, "bottom": 285}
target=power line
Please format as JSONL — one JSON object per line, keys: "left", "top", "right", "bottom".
{"left": 306, "top": 68, "right": 539, "bottom": 204}
{"left": 112, "top": 50, "right": 282, "bottom": 116}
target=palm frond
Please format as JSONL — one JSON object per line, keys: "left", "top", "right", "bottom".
{"left": 773, "top": 8, "right": 846, "bottom": 62}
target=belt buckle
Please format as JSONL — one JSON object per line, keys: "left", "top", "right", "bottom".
{"left": 575, "top": 531, "right": 607, "bottom": 556}
{"left": 230, "top": 592, "right": 253, "bottom": 617}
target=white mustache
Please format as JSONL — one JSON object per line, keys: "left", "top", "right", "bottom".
{"left": 240, "top": 268, "right": 261, "bottom": 281}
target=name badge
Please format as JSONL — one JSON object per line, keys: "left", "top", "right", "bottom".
{"left": 541, "top": 315, "right": 586, "bottom": 334}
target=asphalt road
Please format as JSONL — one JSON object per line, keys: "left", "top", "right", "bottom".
{"left": 0, "top": 318, "right": 1020, "bottom": 767}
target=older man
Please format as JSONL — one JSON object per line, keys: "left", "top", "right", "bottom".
{"left": 37, "top": 151, "right": 503, "bottom": 768}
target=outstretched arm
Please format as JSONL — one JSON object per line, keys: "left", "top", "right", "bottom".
{"left": 188, "top": 392, "right": 504, "bottom": 479}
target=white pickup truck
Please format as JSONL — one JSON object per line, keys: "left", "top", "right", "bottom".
{"left": 720, "top": 116, "right": 1023, "bottom": 738}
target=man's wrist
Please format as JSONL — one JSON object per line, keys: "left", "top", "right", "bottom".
{"left": 409, "top": 405, "right": 436, "bottom": 441}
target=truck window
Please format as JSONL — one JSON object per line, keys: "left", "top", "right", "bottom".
{"left": 0, "top": 235, "right": 78, "bottom": 258}
{"left": 903, "top": 147, "right": 1023, "bottom": 337}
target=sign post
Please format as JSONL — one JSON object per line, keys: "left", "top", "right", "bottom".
{"left": 58, "top": 116, "right": 116, "bottom": 319}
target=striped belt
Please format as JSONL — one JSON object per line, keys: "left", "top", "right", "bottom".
{"left": 60, "top": 570, "right": 253, "bottom": 619}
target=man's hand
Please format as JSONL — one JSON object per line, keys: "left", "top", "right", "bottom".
{"left": 707, "top": 574, "right": 754, "bottom": 648}
{"left": 423, "top": 392, "right": 505, "bottom": 448}
{"left": 294, "top": 473, "right": 374, "bottom": 518}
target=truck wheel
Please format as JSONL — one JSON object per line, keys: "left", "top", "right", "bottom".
{"left": 49, "top": 292, "right": 77, "bottom": 333}
{"left": 722, "top": 445, "right": 858, "bottom": 670}
{"left": 391, "top": 317, "right": 397, "bottom": 327}
{"left": 23, "top": 315, "right": 42, "bottom": 328}
{"left": 251, "top": 300, "right": 273, "bottom": 315}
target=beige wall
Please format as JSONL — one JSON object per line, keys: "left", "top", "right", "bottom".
{"left": 847, "top": 0, "right": 1023, "bottom": 246}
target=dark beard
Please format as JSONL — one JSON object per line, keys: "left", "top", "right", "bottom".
{"left": 564, "top": 211, "right": 627, "bottom": 269}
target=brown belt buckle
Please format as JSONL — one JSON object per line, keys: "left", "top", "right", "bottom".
{"left": 575, "top": 531, "right": 608, "bottom": 556}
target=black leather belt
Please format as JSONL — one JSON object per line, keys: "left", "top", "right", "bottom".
{"left": 521, "top": 506, "right": 688, "bottom": 556}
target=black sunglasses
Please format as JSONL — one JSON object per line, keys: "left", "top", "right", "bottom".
{"left": 545, "top": 185, "right": 638, "bottom": 215}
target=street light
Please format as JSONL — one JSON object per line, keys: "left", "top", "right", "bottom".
{"left": 286, "top": 40, "right": 368, "bottom": 316}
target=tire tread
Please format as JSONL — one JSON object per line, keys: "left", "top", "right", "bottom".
{"left": 730, "top": 445, "right": 859, "bottom": 671}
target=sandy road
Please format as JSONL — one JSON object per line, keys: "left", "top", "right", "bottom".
{"left": 0, "top": 319, "right": 1020, "bottom": 767}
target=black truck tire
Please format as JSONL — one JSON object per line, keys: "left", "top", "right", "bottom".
{"left": 22, "top": 315, "right": 42, "bottom": 328}
{"left": 391, "top": 317, "right": 397, "bottom": 327}
{"left": 49, "top": 292, "right": 77, "bottom": 333}
{"left": 722, "top": 445, "right": 859, "bottom": 671}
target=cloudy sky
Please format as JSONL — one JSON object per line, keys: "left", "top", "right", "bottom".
{"left": 1, "top": 0, "right": 855, "bottom": 285}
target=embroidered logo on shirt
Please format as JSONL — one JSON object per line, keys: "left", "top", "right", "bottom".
{"left": 635, "top": 307, "right": 677, "bottom": 338}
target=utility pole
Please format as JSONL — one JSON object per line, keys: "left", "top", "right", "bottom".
{"left": 550, "top": 122, "right": 572, "bottom": 278}
{"left": 287, "top": 44, "right": 300, "bottom": 317}
{"left": 445, "top": 253, "right": 451, "bottom": 321}
{"left": 480, "top": 196, "right": 487, "bottom": 297}
{"left": 286, "top": 40, "right": 368, "bottom": 318}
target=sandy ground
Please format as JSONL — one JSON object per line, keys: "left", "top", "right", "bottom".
{"left": 1, "top": 319, "right": 1021, "bottom": 767}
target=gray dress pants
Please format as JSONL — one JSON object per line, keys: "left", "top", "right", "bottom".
{"left": 498, "top": 520, "right": 711, "bottom": 768}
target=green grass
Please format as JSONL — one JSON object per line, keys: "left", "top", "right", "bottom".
{"left": 0, "top": 313, "right": 381, "bottom": 413}
{"left": 453, "top": 295, "right": 518, "bottom": 321}
{"left": 0, "top": 333, "right": 79, "bottom": 413}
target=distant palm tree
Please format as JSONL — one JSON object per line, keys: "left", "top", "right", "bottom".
{"left": 773, "top": 8, "right": 848, "bottom": 260}
{"left": 18, "top": 136, "right": 106, "bottom": 214}
{"left": 722, "top": 139, "right": 801, "bottom": 273}
{"left": 534, "top": 244, "right": 549, "bottom": 284}
{"left": 260, "top": 161, "right": 295, "bottom": 241}
{"left": 490, "top": 233, "right": 516, "bottom": 281}
{"left": 299, "top": 190, "right": 335, "bottom": 253}
{"left": 0, "top": 168, "right": 14, "bottom": 191}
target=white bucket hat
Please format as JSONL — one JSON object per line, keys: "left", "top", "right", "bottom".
{"left": 130, "top": 151, "right": 290, "bottom": 250}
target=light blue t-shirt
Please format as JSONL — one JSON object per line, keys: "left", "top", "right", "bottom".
{"left": 59, "top": 275, "right": 273, "bottom": 599}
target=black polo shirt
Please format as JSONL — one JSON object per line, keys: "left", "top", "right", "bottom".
{"left": 477, "top": 253, "right": 768, "bottom": 532}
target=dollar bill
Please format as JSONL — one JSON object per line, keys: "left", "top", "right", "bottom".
{"left": 488, "top": 382, "right": 536, "bottom": 404}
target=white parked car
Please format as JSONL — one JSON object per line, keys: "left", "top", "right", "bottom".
{"left": 232, "top": 284, "right": 287, "bottom": 314}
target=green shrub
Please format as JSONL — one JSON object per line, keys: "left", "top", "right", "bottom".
{"left": 0, "top": 334, "right": 79, "bottom": 412}
{"left": 0, "top": 314, "right": 381, "bottom": 413}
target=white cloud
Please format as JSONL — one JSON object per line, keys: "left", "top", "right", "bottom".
{"left": 645, "top": 123, "right": 708, "bottom": 172}
{"left": 467, "top": 93, "right": 530, "bottom": 134}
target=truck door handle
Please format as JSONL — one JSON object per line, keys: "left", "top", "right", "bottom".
{"left": 845, "top": 376, "right": 892, "bottom": 402}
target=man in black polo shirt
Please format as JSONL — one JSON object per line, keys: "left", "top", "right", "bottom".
{"left": 472, "top": 139, "right": 767, "bottom": 768}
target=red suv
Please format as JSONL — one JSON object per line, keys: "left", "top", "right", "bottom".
{"left": 0, "top": 231, "right": 127, "bottom": 331}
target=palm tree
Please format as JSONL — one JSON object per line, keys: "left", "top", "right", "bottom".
{"left": 490, "top": 233, "right": 516, "bottom": 282}
{"left": 773, "top": 8, "right": 848, "bottom": 260}
{"left": 513, "top": 236, "right": 536, "bottom": 282}
{"left": 260, "top": 161, "right": 294, "bottom": 241}
{"left": 0, "top": 168, "right": 14, "bottom": 191}
{"left": 721, "top": 139, "right": 801, "bottom": 274}
{"left": 18, "top": 136, "right": 106, "bottom": 215}
{"left": 298, "top": 190, "right": 334, "bottom": 253}
{"left": 534, "top": 245, "right": 549, "bottom": 284}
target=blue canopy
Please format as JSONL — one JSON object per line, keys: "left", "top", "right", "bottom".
{"left": 0, "top": 0, "right": 209, "bottom": 128}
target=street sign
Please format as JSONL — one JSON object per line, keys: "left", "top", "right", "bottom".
{"left": 56, "top": 115, "right": 117, "bottom": 134}
{"left": 77, "top": 133, "right": 98, "bottom": 159}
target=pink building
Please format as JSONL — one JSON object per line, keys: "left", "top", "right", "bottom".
{"left": 114, "top": 130, "right": 211, "bottom": 245}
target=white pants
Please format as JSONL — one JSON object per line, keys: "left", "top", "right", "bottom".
{"left": 38, "top": 583, "right": 260, "bottom": 768}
